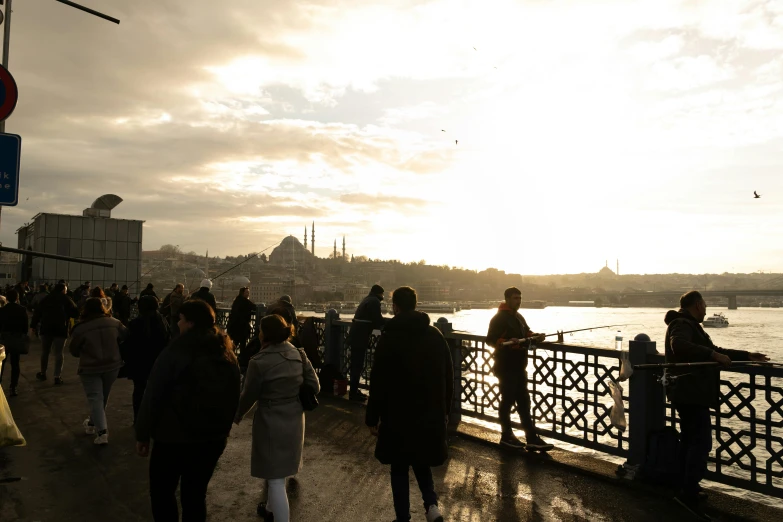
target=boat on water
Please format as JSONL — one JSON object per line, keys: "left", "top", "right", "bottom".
{"left": 703, "top": 313, "right": 729, "bottom": 328}
{"left": 416, "top": 303, "right": 457, "bottom": 314}
{"left": 519, "top": 300, "right": 547, "bottom": 309}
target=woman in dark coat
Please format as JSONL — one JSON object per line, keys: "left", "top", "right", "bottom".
{"left": 227, "top": 287, "right": 255, "bottom": 355}
{"left": 122, "top": 295, "right": 170, "bottom": 422}
{"left": 0, "top": 289, "right": 30, "bottom": 397}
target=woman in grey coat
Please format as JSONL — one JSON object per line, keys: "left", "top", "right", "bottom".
{"left": 235, "top": 314, "right": 320, "bottom": 522}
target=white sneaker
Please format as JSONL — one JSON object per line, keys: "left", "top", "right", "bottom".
{"left": 83, "top": 419, "right": 95, "bottom": 435}
{"left": 93, "top": 432, "right": 108, "bottom": 445}
{"left": 425, "top": 504, "right": 443, "bottom": 522}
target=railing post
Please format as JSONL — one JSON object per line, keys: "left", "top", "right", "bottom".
{"left": 625, "top": 334, "right": 665, "bottom": 474}
{"left": 324, "top": 309, "right": 343, "bottom": 369}
{"left": 254, "top": 303, "right": 266, "bottom": 336}
{"left": 435, "top": 317, "right": 462, "bottom": 433}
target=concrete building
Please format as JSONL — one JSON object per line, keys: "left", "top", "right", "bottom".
{"left": 250, "top": 277, "right": 285, "bottom": 305}
{"left": 15, "top": 195, "right": 143, "bottom": 291}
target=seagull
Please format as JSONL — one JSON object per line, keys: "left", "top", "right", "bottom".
{"left": 754, "top": 191, "right": 761, "bottom": 198}
{"left": 441, "top": 129, "right": 446, "bottom": 132}
{"left": 455, "top": 140, "right": 458, "bottom": 145}
{"left": 473, "top": 47, "right": 477, "bottom": 51}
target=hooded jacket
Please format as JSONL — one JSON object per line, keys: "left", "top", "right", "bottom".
{"left": 664, "top": 309, "right": 749, "bottom": 408}
{"left": 365, "top": 310, "right": 454, "bottom": 466}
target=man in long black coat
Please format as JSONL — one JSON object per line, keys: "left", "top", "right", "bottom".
{"left": 366, "top": 286, "right": 452, "bottom": 522}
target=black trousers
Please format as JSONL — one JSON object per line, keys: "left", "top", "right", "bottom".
{"left": 497, "top": 369, "right": 537, "bottom": 438}
{"left": 149, "top": 439, "right": 227, "bottom": 522}
{"left": 0, "top": 350, "right": 21, "bottom": 388}
{"left": 132, "top": 378, "right": 148, "bottom": 423}
{"left": 349, "top": 325, "right": 372, "bottom": 391}
{"left": 675, "top": 404, "right": 712, "bottom": 497}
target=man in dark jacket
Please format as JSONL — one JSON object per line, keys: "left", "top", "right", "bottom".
{"left": 665, "top": 291, "right": 768, "bottom": 519}
{"left": 189, "top": 279, "right": 217, "bottom": 312}
{"left": 366, "top": 286, "right": 452, "bottom": 522}
{"left": 114, "top": 285, "right": 134, "bottom": 326}
{"left": 486, "top": 287, "right": 553, "bottom": 451}
{"left": 347, "top": 284, "right": 386, "bottom": 401}
{"left": 29, "top": 283, "right": 79, "bottom": 384}
{"left": 0, "top": 289, "right": 30, "bottom": 397}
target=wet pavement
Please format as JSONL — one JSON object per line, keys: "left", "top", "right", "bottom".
{"left": 2, "top": 340, "right": 782, "bottom": 521}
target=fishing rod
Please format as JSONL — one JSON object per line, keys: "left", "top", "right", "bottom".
{"left": 501, "top": 323, "right": 643, "bottom": 346}
{"left": 209, "top": 240, "right": 282, "bottom": 283}
{"left": 634, "top": 360, "right": 783, "bottom": 370}
{"left": 127, "top": 260, "right": 168, "bottom": 292}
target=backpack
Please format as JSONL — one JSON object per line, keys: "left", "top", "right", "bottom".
{"left": 172, "top": 353, "right": 239, "bottom": 440}
{"left": 638, "top": 426, "right": 681, "bottom": 486}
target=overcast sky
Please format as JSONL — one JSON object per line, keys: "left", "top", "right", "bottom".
{"left": 2, "top": 0, "right": 783, "bottom": 275}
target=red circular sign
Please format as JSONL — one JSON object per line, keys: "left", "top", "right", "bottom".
{"left": 0, "top": 65, "right": 19, "bottom": 123}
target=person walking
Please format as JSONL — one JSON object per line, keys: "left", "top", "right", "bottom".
{"left": 121, "top": 295, "right": 170, "bottom": 423}
{"left": 227, "top": 287, "right": 255, "bottom": 356}
{"left": 347, "top": 285, "right": 386, "bottom": 401}
{"left": 90, "top": 286, "right": 113, "bottom": 315}
{"left": 235, "top": 314, "right": 320, "bottom": 522}
{"left": 664, "top": 291, "right": 769, "bottom": 520}
{"left": 30, "top": 282, "right": 79, "bottom": 384}
{"left": 189, "top": 279, "right": 217, "bottom": 313}
{"left": 114, "top": 285, "right": 133, "bottom": 326}
{"left": 365, "top": 286, "right": 452, "bottom": 522}
{"left": 0, "top": 289, "right": 30, "bottom": 397}
{"left": 68, "top": 298, "right": 128, "bottom": 445}
{"left": 161, "top": 283, "right": 186, "bottom": 337}
{"left": 486, "top": 287, "right": 554, "bottom": 451}
{"left": 135, "top": 299, "right": 240, "bottom": 522}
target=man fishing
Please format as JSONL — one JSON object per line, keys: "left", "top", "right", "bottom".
{"left": 486, "top": 287, "right": 553, "bottom": 451}
{"left": 665, "top": 290, "right": 768, "bottom": 521}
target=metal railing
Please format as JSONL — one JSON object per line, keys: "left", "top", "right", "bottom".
{"left": 311, "top": 312, "right": 783, "bottom": 499}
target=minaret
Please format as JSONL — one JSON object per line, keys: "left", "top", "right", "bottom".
{"left": 616, "top": 259, "right": 619, "bottom": 276}
{"left": 342, "top": 236, "right": 346, "bottom": 260}
{"left": 333, "top": 239, "right": 337, "bottom": 259}
{"left": 311, "top": 221, "right": 315, "bottom": 256}
{"left": 205, "top": 250, "right": 209, "bottom": 279}
{"left": 304, "top": 226, "right": 307, "bottom": 247}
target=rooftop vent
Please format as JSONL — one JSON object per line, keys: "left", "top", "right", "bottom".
{"left": 83, "top": 194, "right": 123, "bottom": 218}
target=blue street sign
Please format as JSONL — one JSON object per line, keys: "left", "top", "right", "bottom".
{"left": 0, "top": 132, "right": 21, "bottom": 206}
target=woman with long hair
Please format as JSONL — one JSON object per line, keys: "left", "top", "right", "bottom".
{"left": 122, "top": 295, "right": 170, "bottom": 422}
{"left": 235, "top": 314, "right": 320, "bottom": 522}
{"left": 68, "top": 297, "right": 128, "bottom": 445}
{"left": 135, "top": 299, "right": 240, "bottom": 522}
{"left": 227, "top": 287, "right": 255, "bottom": 355}
{"left": 89, "top": 286, "right": 113, "bottom": 314}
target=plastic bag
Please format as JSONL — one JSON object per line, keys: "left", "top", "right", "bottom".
{"left": 608, "top": 380, "right": 627, "bottom": 432}
{"left": 618, "top": 350, "right": 633, "bottom": 382}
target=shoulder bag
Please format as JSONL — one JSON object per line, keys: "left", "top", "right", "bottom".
{"left": 297, "top": 348, "right": 319, "bottom": 411}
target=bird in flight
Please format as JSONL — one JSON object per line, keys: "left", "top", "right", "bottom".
{"left": 455, "top": 140, "right": 458, "bottom": 145}
{"left": 754, "top": 191, "right": 761, "bottom": 198}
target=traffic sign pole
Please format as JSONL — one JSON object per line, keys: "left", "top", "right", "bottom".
{"left": 0, "top": 0, "right": 12, "bottom": 135}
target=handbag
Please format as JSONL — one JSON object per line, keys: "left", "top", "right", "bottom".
{"left": 297, "top": 348, "right": 319, "bottom": 411}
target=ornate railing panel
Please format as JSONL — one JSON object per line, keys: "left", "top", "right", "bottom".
{"left": 452, "top": 331, "right": 629, "bottom": 457}
{"left": 663, "top": 363, "right": 783, "bottom": 497}
{"left": 335, "top": 319, "right": 381, "bottom": 388}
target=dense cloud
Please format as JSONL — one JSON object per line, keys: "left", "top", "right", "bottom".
{"left": 2, "top": 0, "right": 783, "bottom": 273}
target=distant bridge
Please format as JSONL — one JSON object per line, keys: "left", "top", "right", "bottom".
{"left": 554, "top": 289, "right": 783, "bottom": 310}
